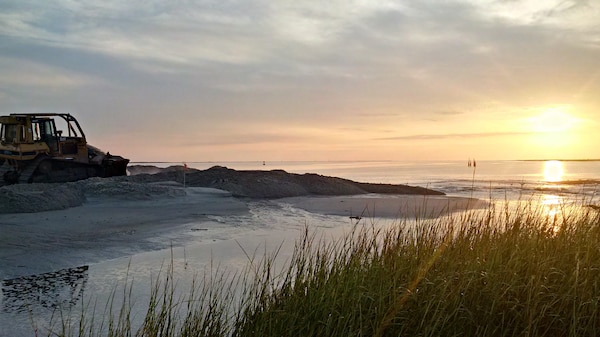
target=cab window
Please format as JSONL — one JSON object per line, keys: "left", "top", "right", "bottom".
{"left": 1, "top": 124, "right": 20, "bottom": 142}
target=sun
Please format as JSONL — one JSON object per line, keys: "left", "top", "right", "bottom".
{"left": 530, "top": 108, "right": 580, "bottom": 133}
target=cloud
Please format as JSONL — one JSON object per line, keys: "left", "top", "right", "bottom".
{"left": 1, "top": 0, "right": 599, "bottom": 160}
{"left": 377, "top": 131, "right": 533, "bottom": 141}
{"left": 0, "top": 56, "right": 99, "bottom": 88}
{"left": 3, "top": 0, "right": 598, "bottom": 89}
{"left": 0, "top": 1, "right": 272, "bottom": 68}
{"left": 434, "top": 110, "right": 465, "bottom": 116}
{"left": 179, "top": 134, "right": 298, "bottom": 147}
{"left": 468, "top": 0, "right": 599, "bottom": 30}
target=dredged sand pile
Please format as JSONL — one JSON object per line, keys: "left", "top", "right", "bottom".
{"left": 126, "top": 165, "right": 445, "bottom": 198}
{"left": 0, "top": 179, "right": 186, "bottom": 213}
{"left": 0, "top": 165, "right": 445, "bottom": 214}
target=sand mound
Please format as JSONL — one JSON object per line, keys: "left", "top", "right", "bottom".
{"left": 127, "top": 165, "right": 444, "bottom": 198}
{"left": 80, "top": 178, "right": 185, "bottom": 200}
{"left": 0, "top": 165, "right": 444, "bottom": 214}
{"left": 0, "top": 183, "right": 85, "bottom": 213}
{"left": 0, "top": 179, "right": 186, "bottom": 214}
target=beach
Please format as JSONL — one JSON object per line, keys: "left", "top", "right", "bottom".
{"left": 0, "top": 171, "right": 485, "bottom": 277}
{"left": 0, "top": 166, "right": 490, "bottom": 336}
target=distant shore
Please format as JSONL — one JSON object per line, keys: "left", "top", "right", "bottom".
{"left": 518, "top": 158, "right": 600, "bottom": 162}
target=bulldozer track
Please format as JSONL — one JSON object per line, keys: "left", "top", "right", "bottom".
{"left": 0, "top": 161, "right": 11, "bottom": 180}
{"left": 18, "top": 156, "right": 47, "bottom": 184}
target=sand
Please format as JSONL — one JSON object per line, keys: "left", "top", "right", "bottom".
{"left": 0, "top": 171, "right": 491, "bottom": 336}
{"left": 0, "top": 168, "right": 489, "bottom": 278}
{"left": 0, "top": 178, "right": 487, "bottom": 277}
{"left": 0, "top": 185, "right": 248, "bottom": 277}
{"left": 0, "top": 174, "right": 488, "bottom": 276}
{"left": 0, "top": 178, "right": 191, "bottom": 214}
{"left": 279, "top": 195, "right": 488, "bottom": 219}
{"left": 0, "top": 165, "right": 448, "bottom": 215}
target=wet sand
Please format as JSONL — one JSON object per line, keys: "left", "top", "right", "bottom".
{"left": 0, "top": 187, "right": 249, "bottom": 279}
{"left": 280, "top": 195, "right": 488, "bottom": 219}
{"left": 0, "top": 185, "right": 487, "bottom": 279}
{"left": 1, "top": 191, "right": 489, "bottom": 281}
{"left": 0, "top": 182, "right": 490, "bottom": 336}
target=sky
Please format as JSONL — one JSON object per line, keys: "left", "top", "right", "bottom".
{"left": 1, "top": 0, "right": 599, "bottom": 162}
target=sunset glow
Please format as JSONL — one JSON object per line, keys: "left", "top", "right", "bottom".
{"left": 1, "top": 1, "right": 599, "bottom": 161}
{"left": 530, "top": 109, "right": 580, "bottom": 133}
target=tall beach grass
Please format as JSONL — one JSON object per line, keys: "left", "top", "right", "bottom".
{"left": 52, "top": 199, "right": 600, "bottom": 336}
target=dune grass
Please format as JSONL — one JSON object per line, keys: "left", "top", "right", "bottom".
{"left": 53, "top": 200, "right": 600, "bottom": 337}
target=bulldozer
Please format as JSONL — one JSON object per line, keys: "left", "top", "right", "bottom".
{"left": 0, "top": 113, "right": 129, "bottom": 184}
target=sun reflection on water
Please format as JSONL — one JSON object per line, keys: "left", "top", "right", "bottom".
{"left": 540, "top": 193, "right": 568, "bottom": 235}
{"left": 541, "top": 194, "right": 561, "bottom": 218}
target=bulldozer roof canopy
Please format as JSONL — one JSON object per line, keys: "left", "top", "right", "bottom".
{"left": 1, "top": 113, "right": 75, "bottom": 123}
{"left": 0, "top": 116, "right": 19, "bottom": 124}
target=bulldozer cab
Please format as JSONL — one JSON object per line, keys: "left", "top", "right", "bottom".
{"left": 33, "top": 115, "right": 88, "bottom": 161}
{"left": 0, "top": 114, "right": 88, "bottom": 162}
{"left": 32, "top": 117, "right": 63, "bottom": 154}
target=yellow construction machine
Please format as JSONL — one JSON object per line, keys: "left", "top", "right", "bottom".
{"left": 0, "top": 113, "right": 129, "bottom": 184}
